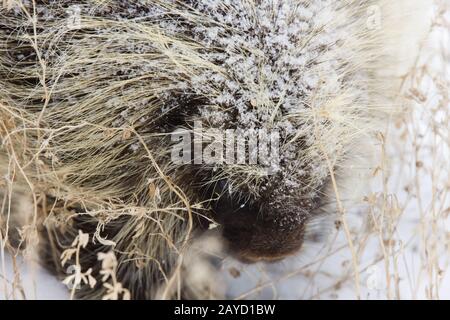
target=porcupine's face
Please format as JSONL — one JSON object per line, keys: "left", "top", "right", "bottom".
{"left": 170, "top": 0, "right": 355, "bottom": 263}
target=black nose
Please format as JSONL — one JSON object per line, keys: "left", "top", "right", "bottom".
{"left": 211, "top": 180, "right": 252, "bottom": 224}
{"left": 210, "top": 181, "right": 307, "bottom": 262}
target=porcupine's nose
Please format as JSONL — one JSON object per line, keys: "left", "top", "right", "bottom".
{"left": 211, "top": 184, "right": 307, "bottom": 263}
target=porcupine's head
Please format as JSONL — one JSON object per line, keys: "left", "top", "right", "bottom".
{"left": 166, "top": 0, "right": 381, "bottom": 263}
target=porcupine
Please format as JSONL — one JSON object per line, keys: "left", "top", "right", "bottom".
{"left": 0, "top": 0, "right": 430, "bottom": 299}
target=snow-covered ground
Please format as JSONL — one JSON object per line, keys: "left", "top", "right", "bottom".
{"left": 0, "top": 254, "right": 68, "bottom": 300}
